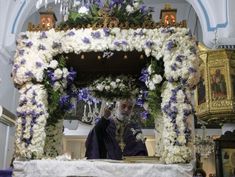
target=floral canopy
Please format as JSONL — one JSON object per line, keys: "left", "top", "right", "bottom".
{"left": 12, "top": 0, "right": 200, "bottom": 164}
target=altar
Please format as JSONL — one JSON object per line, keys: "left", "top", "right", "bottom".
{"left": 13, "top": 159, "right": 194, "bottom": 177}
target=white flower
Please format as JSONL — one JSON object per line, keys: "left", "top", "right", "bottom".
{"left": 126, "top": 5, "right": 134, "bottom": 13}
{"left": 152, "top": 74, "right": 162, "bottom": 84}
{"left": 53, "top": 81, "right": 61, "bottom": 91}
{"left": 133, "top": 2, "right": 140, "bottom": 9}
{"left": 96, "top": 84, "right": 104, "bottom": 91}
{"left": 105, "top": 86, "right": 110, "bottom": 90}
{"left": 62, "top": 68, "right": 69, "bottom": 78}
{"left": 54, "top": 68, "right": 63, "bottom": 80}
{"left": 110, "top": 81, "right": 117, "bottom": 89}
{"left": 49, "top": 60, "right": 58, "bottom": 69}
{"left": 78, "top": 6, "right": 89, "bottom": 14}
{"left": 148, "top": 81, "right": 156, "bottom": 90}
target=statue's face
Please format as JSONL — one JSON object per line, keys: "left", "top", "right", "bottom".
{"left": 117, "top": 100, "right": 133, "bottom": 119}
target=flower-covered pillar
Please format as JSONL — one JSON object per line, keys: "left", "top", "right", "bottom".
{"left": 160, "top": 29, "right": 199, "bottom": 163}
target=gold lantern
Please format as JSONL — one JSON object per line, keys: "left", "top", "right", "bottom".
{"left": 195, "top": 44, "right": 235, "bottom": 123}
{"left": 160, "top": 4, "right": 177, "bottom": 25}
{"left": 39, "top": 10, "right": 57, "bottom": 29}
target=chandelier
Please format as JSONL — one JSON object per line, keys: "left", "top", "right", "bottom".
{"left": 36, "top": 0, "right": 94, "bottom": 17}
{"left": 195, "top": 124, "right": 215, "bottom": 158}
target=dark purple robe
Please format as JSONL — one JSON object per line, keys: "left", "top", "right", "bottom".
{"left": 85, "top": 118, "right": 148, "bottom": 160}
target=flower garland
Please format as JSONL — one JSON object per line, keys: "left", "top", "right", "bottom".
{"left": 12, "top": 27, "right": 199, "bottom": 163}
{"left": 90, "top": 75, "right": 138, "bottom": 101}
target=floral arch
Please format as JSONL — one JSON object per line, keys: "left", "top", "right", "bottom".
{"left": 12, "top": 26, "right": 199, "bottom": 164}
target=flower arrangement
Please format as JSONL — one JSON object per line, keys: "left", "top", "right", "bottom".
{"left": 90, "top": 75, "right": 138, "bottom": 101}
{"left": 59, "top": 0, "right": 153, "bottom": 28}
{"left": 12, "top": 25, "right": 199, "bottom": 163}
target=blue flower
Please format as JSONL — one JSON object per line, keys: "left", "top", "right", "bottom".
{"left": 91, "top": 31, "right": 101, "bottom": 39}
{"left": 39, "top": 32, "right": 47, "bottom": 39}
{"left": 18, "top": 49, "right": 25, "bottom": 56}
{"left": 139, "top": 68, "right": 149, "bottom": 82}
{"left": 36, "top": 62, "right": 42, "bottom": 68}
{"left": 67, "top": 31, "right": 75, "bottom": 36}
{"left": 25, "top": 71, "right": 34, "bottom": 77}
{"left": 20, "top": 59, "right": 26, "bottom": 65}
{"left": 175, "top": 55, "right": 184, "bottom": 62}
{"left": 25, "top": 41, "right": 33, "bottom": 48}
{"left": 166, "top": 40, "right": 177, "bottom": 50}
{"left": 82, "top": 37, "right": 90, "bottom": 44}
{"left": 103, "top": 28, "right": 110, "bottom": 36}
{"left": 188, "top": 67, "right": 196, "bottom": 73}
{"left": 145, "top": 40, "right": 154, "bottom": 48}
{"left": 140, "top": 111, "right": 149, "bottom": 120}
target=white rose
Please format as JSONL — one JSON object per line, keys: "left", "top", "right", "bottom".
{"left": 126, "top": 5, "right": 134, "bottom": 13}
{"left": 152, "top": 74, "right": 162, "bottom": 84}
{"left": 53, "top": 81, "right": 61, "bottom": 91}
{"left": 62, "top": 68, "right": 69, "bottom": 78}
{"left": 105, "top": 86, "right": 110, "bottom": 90}
{"left": 110, "top": 81, "right": 117, "bottom": 89}
{"left": 148, "top": 81, "right": 156, "bottom": 90}
{"left": 78, "top": 6, "right": 89, "bottom": 14}
{"left": 49, "top": 60, "right": 58, "bottom": 69}
{"left": 96, "top": 84, "right": 104, "bottom": 91}
{"left": 54, "top": 68, "right": 63, "bottom": 80}
{"left": 133, "top": 2, "right": 139, "bottom": 9}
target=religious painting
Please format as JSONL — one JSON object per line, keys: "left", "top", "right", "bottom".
{"left": 222, "top": 149, "right": 235, "bottom": 177}
{"left": 210, "top": 67, "right": 227, "bottom": 100}
{"left": 197, "top": 69, "right": 206, "bottom": 105}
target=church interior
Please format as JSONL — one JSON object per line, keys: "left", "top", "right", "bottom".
{"left": 0, "top": 0, "right": 235, "bottom": 177}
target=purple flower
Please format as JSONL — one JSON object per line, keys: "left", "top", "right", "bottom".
{"left": 65, "top": 68, "right": 76, "bottom": 86}
{"left": 134, "top": 30, "right": 144, "bottom": 36}
{"left": 140, "top": 5, "right": 147, "bottom": 14}
{"left": 140, "top": 111, "right": 149, "bottom": 120}
{"left": 52, "top": 41, "right": 62, "bottom": 49}
{"left": 78, "top": 88, "right": 89, "bottom": 101}
{"left": 183, "top": 109, "right": 192, "bottom": 117}
{"left": 67, "top": 31, "right": 75, "bottom": 36}
{"left": 139, "top": 68, "right": 149, "bottom": 82}
{"left": 145, "top": 40, "right": 154, "bottom": 48}
{"left": 122, "top": 40, "right": 128, "bottom": 45}
{"left": 38, "top": 44, "right": 46, "bottom": 50}
{"left": 170, "top": 63, "right": 177, "bottom": 71}
{"left": 36, "top": 62, "right": 42, "bottom": 68}
{"left": 91, "top": 31, "right": 101, "bottom": 39}
{"left": 114, "top": 41, "right": 121, "bottom": 46}
{"left": 82, "top": 37, "right": 90, "bottom": 44}
{"left": 109, "top": 0, "right": 124, "bottom": 8}
{"left": 18, "top": 49, "right": 25, "bottom": 56}
{"left": 103, "top": 28, "right": 110, "bottom": 37}
{"left": 175, "top": 55, "right": 184, "bottom": 62}
{"left": 20, "top": 59, "right": 26, "bottom": 65}
{"left": 166, "top": 40, "right": 176, "bottom": 50}
{"left": 168, "top": 77, "right": 174, "bottom": 83}
{"left": 136, "top": 97, "right": 144, "bottom": 107}
{"left": 94, "top": 0, "right": 104, "bottom": 8}
{"left": 25, "top": 71, "right": 34, "bottom": 77}
{"left": 39, "top": 32, "right": 47, "bottom": 39}
{"left": 59, "top": 95, "right": 70, "bottom": 106}
{"left": 13, "top": 64, "right": 19, "bottom": 72}
{"left": 25, "top": 41, "right": 33, "bottom": 48}
{"left": 188, "top": 67, "right": 196, "bottom": 73}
